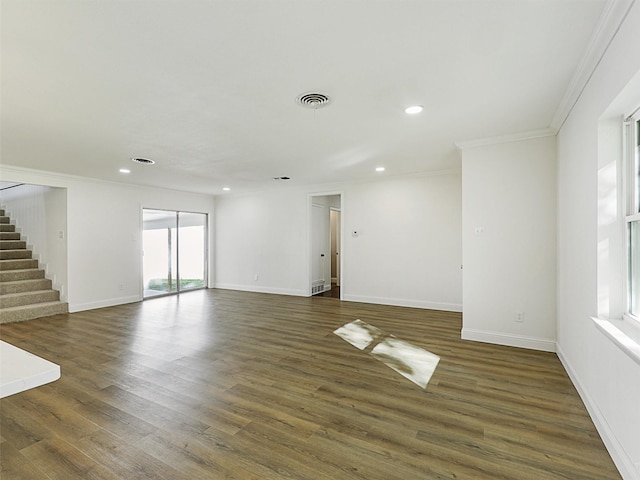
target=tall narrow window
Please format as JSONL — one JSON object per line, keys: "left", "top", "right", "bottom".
{"left": 143, "top": 209, "right": 208, "bottom": 298}
{"left": 626, "top": 115, "right": 640, "bottom": 318}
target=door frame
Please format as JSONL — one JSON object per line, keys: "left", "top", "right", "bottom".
{"left": 307, "top": 192, "right": 343, "bottom": 298}
{"left": 330, "top": 207, "right": 341, "bottom": 287}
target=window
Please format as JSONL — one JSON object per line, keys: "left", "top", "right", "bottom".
{"left": 591, "top": 99, "right": 640, "bottom": 364}
{"left": 626, "top": 114, "right": 640, "bottom": 319}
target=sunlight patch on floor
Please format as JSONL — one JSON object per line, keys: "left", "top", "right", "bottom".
{"left": 333, "top": 320, "right": 440, "bottom": 389}
{"left": 371, "top": 336, "right": 439, "bottom": 389}
{"left": 333, "top": 319, "right": 384, "bottom": 350}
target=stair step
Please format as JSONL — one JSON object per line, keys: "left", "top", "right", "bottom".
{"left": 0, "top": 279, "right": 52, "bottom": 295}
{"left": 0, "top": 249, "right": 33, "bottom": 260}
{"left": 0, "top": 301, "right": 68, "bottom": 324}
{"left": 0, "top": 213, "right": 68, "bottom": 324}
{"left": 0, "top": 290, "right": 59, "bottom": 308}
{"left": 0, "top": 259, "right": 38, "bottom": 270}
{"left": 0, "top": 269, "right": 45, "bottom": 282}
{"left": 0, "top": 240, "right": 26, "bottom": 250}
{"left": 0, "top": 232, "right": 21, "bottom": 240}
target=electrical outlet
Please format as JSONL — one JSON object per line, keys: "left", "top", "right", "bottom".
{"left": 254, "top": 273, "right": 259, "bottom": 281}
{"left": 118, "top": 283, "right": 124, "bottom": 291}
{"left": 515, "top": 311, "right": 525, "bottom": 323}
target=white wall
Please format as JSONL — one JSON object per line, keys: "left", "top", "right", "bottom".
{"left": 556, "top": 2, "right": 640, "bottom": 478}
{"left": 214, "top": 188, "right": 309, "bottom": 296}
{"left": 0, "top": 184, "right": 68, "bottom": 300}
{"left": 342, "top": 173, "right": 462, "bottom": 311}
{"left": 0, "top": 165, "right": 215, "bottom": 313}
{"left": 215, "top": 172, "right": 462, "bottom": 311}
{"left": 461, "top": 136, "right": 557, "bottom": 352}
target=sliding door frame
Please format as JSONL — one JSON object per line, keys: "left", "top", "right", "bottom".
{"left": 142, "top": 208, "right": 209, "bottom": 299}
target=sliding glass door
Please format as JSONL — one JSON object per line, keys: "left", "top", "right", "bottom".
{"left": 143, "top": 209, "right": 207, "bottom": 298}
{"left": 177, "top": 212, "right": 207, "bottom": 291}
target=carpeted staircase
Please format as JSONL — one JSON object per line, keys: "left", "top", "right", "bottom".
{"left": 0, "top": 209, "right": 68, "bottom": 323}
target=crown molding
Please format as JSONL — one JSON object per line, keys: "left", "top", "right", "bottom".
{"left": 455, "top": 127, "right": 556, "bottom": 150}
{"left": 457, "top": 0, "right": 635, "bottom": 151}
{"left": 0, "top": 163, "right": 213, "bottom": 196}
{"left": 550, "top": 0, "right": 636, "bottom": 132}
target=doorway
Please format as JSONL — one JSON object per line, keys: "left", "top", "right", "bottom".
{"left": 142, "top": 209, "right": 208, "bottom": 298}
{"left": 309, "top": 194, "right": 342, "bottom": 298}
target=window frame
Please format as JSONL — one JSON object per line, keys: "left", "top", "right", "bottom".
{"left": 624, "top": 111, "right": 640, "bottom": 323}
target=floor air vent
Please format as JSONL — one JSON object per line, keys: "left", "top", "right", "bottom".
{"left": 312, "top": 281, "right": 325, "bottom": 295}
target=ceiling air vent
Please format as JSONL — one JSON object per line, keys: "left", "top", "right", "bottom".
{"left": 296, "top": 92, "right": 331, "bottom": 109}
{"left": 131, "top": 157, "right": 155, "bottom": 165}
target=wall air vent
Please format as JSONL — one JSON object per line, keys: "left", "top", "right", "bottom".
{"left": 132, "top": 157, "right": 156, "bottom": 165}
{"left": 296, "top": 92, "right": 331, "bottom": 109}
{"left": 312, "top": 280, "right": 325, "bottom": 295}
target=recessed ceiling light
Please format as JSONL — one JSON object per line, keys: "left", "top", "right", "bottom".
{"left": 119, "top": 168, "right": 131, "bottom": 174}
{"left": 223, "top": 187, "right": 231, "bottom": 191}
{"left": 404, "top": 105, "right": 423, "bottom": 115}
{"left": 376, "top": 167, "right": 385, "bottom": 172}
{"left": 131, "top": 157, "right": 155, "bottom": 165}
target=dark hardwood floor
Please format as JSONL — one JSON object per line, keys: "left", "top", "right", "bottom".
{"left": 0, "top": 289, "right": 621, "bottom": 479}
{"left": 316, "top": 283, "right": 340, "bottom": 298}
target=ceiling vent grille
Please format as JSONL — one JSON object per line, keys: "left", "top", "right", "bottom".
{"left": 132, "top": 157, "right": 155, "bottom": 165}
{"left": 296, "top": 92, "right": 331, "bottom": 109}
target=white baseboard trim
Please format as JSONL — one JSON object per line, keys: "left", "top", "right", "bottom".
{"left": 461, "top": 328, "right": 556, "bottom": 352}
{"left": 342, "top": 294, "right": 462, "bottom": 313}
{"left": 556, "top": 343, "right": 638, "bottom": 480}
{"left": 69, "top": 295, "right": 141, "bottom": 313}
{"left": 214, "top": 283, "right": 307, "bottom": 297}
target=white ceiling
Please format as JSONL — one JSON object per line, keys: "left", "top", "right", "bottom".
{"left": 1, "top": 0, "right": 609, "bottom": 195}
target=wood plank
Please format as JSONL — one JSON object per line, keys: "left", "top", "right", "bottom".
{"left": 19, "top": 438, "right": 120, "bottom": 480}
{"left": 0, "top": 440, "right": 51, "bottom": 480}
